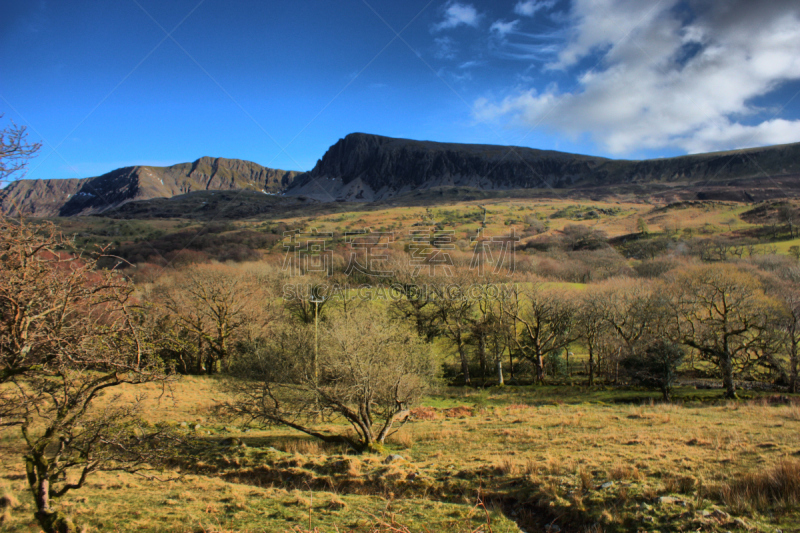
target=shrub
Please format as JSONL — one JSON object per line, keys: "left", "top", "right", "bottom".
{"left": 620, "top": 341, "right": 685, "bottom": 401}
{"left": 544, "top": 350, "right": 568, "bottom": 379}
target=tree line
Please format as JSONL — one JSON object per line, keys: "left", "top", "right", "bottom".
{"left": 140, "top": 252, "right": 800, "bottom": 403}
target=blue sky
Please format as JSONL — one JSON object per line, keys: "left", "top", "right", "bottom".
{"left": 2, "top": 0, "right": 800, "bottom": 181}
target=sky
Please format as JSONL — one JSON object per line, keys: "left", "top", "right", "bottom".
{"left": 2, "top": 0, "right": 800, "bottom": 181}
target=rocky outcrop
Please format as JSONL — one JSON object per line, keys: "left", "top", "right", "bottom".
{"left": 0, "top": 179, "right": 88, "bottom": 217}
{"left": 286, "top": 133, "right": 800, "bottom": 202}
{"left": 0, "top": 157, "right": 301, "bottom": 217}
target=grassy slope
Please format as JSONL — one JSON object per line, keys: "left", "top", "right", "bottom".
{"left": 51, "top": 198, "right": 800, "bottom": 265}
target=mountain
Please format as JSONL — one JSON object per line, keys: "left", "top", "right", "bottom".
{"left": 6, "top": 134, "right": 800, "bottom": 217}
{"left": 285, "top": 133, "right": 800, "bottom": 202}
{"left": 0, "top": 157, "right": 301, "bottom": 217}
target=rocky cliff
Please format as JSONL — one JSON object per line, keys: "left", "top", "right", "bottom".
{"left": 6, "top": 135, "right": 800, "bottom": 215}
{"left": 286, "top": 133, "right": 800, "bottom": 201}
{"left": 0, "top": 157, "right": 301, "bottom": 217}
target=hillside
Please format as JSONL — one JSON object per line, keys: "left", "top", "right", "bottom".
{"left": 0, "top": 157, "right": 301, "bottom": 217}
{"left": 286, "top": 133, "right": 800, "bottom": 201}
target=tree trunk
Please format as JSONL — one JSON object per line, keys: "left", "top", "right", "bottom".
{"left": 196, "top": 337, "right": 205, "bottom": 374}
{"left": 458, "top": 343, "right": 470, "bottom": 385}
{"left": 661, "top": 385, "right": 671, "bottom": 403}
{"left": 205, "top": 353, "right": 217, "bottom": 375}
{"left": 535, "top": 354, "right": 545, "bottom": 383}
{"left": 497, "top": 360, "right": 504, "bottom": 385}
{"left": 376, "top": 409, "right": 410, "bottom": 444}
{"left": 27, "top": 459, "right": 77, "bottom": 533}
{"left": 478, "top": 332, "right": 487, "bottom": 384}
{"left": 721, "top": 353, "right": 737, "bottom": 399}
{"left": 587, "top": 345, "right": 595, "bottom": 386}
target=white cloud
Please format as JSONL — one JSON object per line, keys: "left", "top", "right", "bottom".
{"left": 513, "top": 0, "right": 555, "bottom": 17}
{"left": 683, "top": 119, "right": 800, "bottom": 154}
{"left": 433, "top": 2, "right": 481, "bottom": 31}
{"left": 474, "top": 0, "right": 800, "bottom": 154}
{"left": 490, "top": 19, "right": 519, "bottom": 38}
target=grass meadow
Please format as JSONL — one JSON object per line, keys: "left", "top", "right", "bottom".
{"left": 2, "top": 377, "right": 799, "bottom": 532}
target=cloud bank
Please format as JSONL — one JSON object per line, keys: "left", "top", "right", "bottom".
{"left": 474, "top": 0, "right": 800, "bottom": 154}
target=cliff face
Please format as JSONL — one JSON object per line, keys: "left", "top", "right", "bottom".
{"left": 286, "top": 133, "right": 800, "bottom": 201}
{"left": 0, "top": 157, "right": 301, "bottom": 217}
{"left": 6, "top": 135, "right": 800, "bottom": 215}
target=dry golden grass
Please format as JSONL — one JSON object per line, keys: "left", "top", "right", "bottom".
{"left": 3, "top": 377, "right": 800, "bottom": 532}
{"left": 716, "top": 459, "right": 800, "bottom": 513}
{"left": 386, "top": 431, "right": 414, "bottom": 450}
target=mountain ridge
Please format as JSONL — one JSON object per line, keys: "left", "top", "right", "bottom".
{"left": 285, "top": 133, "right": 800, "bottom": 201}
{"left": 0, "top": 157, "right": 301, "bottom": 217}
{"left": 5, "top": 133, "right": 800, "bottom": 217}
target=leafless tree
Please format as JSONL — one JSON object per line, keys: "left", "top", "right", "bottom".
{"left": 576, "top": 288, "right": 610, "bottom": 386}
{"left": 283, "top": 280, "right": 331, "bottom": 324}
{"left": 502, "top": 283, "right": 579, "bottom": 383}
{"left": 387, "top": 258, "right": 439, "bottom": 341}
{"left": 225, "top": 306, "right": 436, "bottom": 452}
{"left": 765, "top": 271, "right": 800, "bottom": 393}
{"left": 0, "top": 216, "right": 181, "bottom": 533}
{"left": 157, "top": 264, "right": 266, "bottom": 374}
{"left": 783, "top": 286, "right": 800, "bottom": 393}
{"left": 778, "top": 204, "right": 797, "bottom": 239}
{"left": 0, "top": 114, "right": 42, "bottom": 185}
{"left": 596, "top": 278, "right": 663, "bottom": 362}
{"left": 668, "top": 264, "right": 787, "bottom": 399}
{"left": 428, "top": 274, "right": 477, "bottom": 384}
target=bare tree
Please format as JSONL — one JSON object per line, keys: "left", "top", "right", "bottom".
{"left": 387, "top": 258, "right": 439, "bottom": 341}
{"left": 0, "top": 114, "right": 42, "bottom": 185}
{"left": 784, "top": 288, "right": 800, "bottom": 393}
{"left": 225, "top": 306, "right": 436, "bottom": 452}
{"left": 428, "top": 274, "right": 478, "bottom": 385}
{"left": 778, "top": 204, "right": 797, "bottom": 239}
{"left": 669, "top": 264, "right": 787, "bottom": 399}
{"left": 158, "top": 264, "right": 264, "bottom": 374}
{"left": 0, "top": 217, "right": 180, "bottom": 533}
{"left": 576, "top": 288, "right": 609, "bottom": 386}
{"left": 470, "top": 288, "right": 504, "bottom": 384}
{"left": 766, "top": 273, "right": 800, "bottom": 393}
{"left": 503, "top": 283, "right": 579, "bottom": 383}
{"left": 283, "top": 280, "right": 331, "bottom": 325}
{"left": 596, "top": 278, "right": 662, "bottom": 362}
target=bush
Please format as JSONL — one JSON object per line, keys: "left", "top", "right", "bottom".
{"left": 560, "top": 224, "right": 608, "bottom": 251}
{"left": 620, "top": 341, "right": 685, "bottom": 401}
{"left": 633, "top": 256, "right": 692, "bottom": 278}
{"left": 544, "top": 350, "right": 568, "bottom": 379}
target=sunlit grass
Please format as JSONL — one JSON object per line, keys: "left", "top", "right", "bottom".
{"left": 3, "top": 378, "right": 798, "bottom": 532}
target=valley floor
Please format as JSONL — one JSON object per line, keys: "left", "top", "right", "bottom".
{"left": 1, "top": 379, "right": 799, "bottom": 533}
